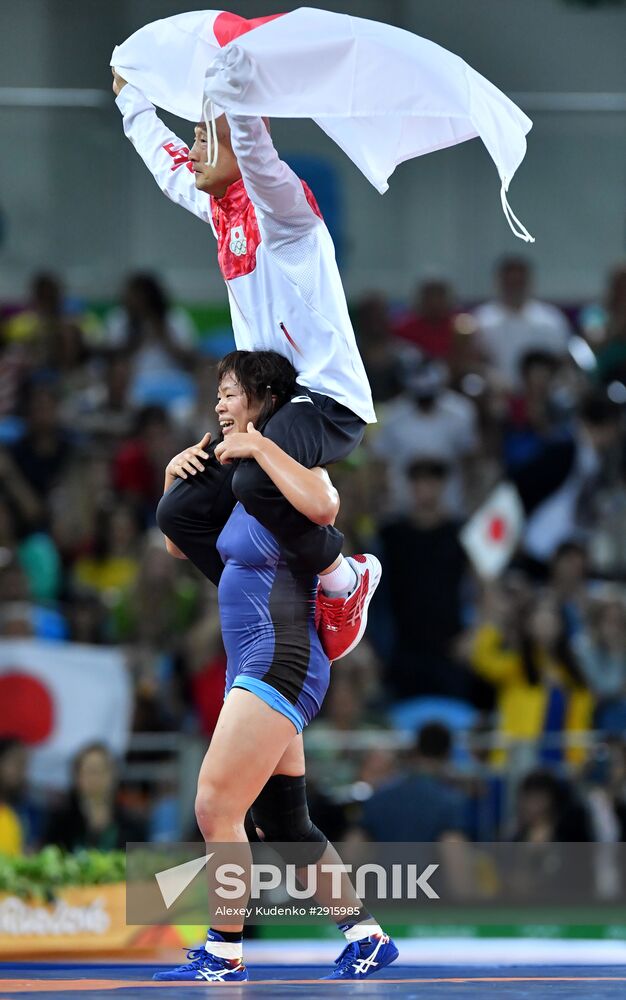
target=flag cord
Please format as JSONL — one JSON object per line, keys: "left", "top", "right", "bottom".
{"left": 500, "top": 179, "right": 535, "bottom": 243}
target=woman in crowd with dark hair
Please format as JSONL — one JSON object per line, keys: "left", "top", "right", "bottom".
{"left": 471, "top": 590, "right": 593, "bottom": 767}
{"left": 155, "top": 349, "right": 396, "bottom": 983}
{"left": 104, "top": 272, "right": 195, "bottom": 368}
{"left": 45, "top": 742, "right": 145, "bottom": 852}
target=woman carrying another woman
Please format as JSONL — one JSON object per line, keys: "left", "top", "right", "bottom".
{"left": 155, "top": 350, "right": 395, "bottom": 983}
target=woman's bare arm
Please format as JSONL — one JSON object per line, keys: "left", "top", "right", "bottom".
{"left": 215, "top": 424, "right": 339, "bottom": 525}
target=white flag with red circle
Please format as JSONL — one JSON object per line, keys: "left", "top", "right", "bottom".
{"left": 111, "top": 7, "right": 533, "bottom": 239}
{"left": 460, "top": 482, "right": 525, "bottom": 580}
{"left": 0, "top": 640, "right": 132, "bottom": 790}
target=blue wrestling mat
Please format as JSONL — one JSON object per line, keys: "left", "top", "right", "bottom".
{"left": 2, "top": 962, "right": 626, "bottom": 998}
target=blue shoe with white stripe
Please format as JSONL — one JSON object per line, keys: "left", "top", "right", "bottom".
{"left": 152, "top": 946, "right": 248, "bottom": 982}
{"left": 322, "top": 932, "right": 399, "bottom": 979}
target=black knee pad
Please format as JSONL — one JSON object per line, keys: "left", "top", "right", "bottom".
{"left": 250, "top": 774, "right": 328, "bottom": 865}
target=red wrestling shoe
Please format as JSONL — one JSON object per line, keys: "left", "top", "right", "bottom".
{"left": 317, "top": 554, "right": 382, "bottom": 661}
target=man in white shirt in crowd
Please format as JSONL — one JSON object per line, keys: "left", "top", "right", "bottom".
{"left": 474, "top": 256, "right": 571, "bottom": 388}
{"left": 370, "top": 356, "right": 479, "bottom": 517}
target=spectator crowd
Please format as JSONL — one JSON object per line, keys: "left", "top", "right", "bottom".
{"left": 2, "top": 256, "right": 626, "bottom": 855}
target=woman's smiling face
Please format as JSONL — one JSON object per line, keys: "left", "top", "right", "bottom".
{"left": 215, "top": 372, "right": 262, "bottom": 437}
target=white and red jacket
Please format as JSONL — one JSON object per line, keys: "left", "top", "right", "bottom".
{"left": 115, "top": 85, "right": 375, "bottom": 424}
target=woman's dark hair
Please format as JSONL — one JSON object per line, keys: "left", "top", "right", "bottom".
{"left": 520, "top": 604, "right": 583, "bottom": 687}
{"left": 91, "top": 502, "right": 142, "bottom": 561}
{"left": 71, "top": 741, "right": 115, "bottom": 787}
{"left": 517, "top": 769, "right": 593, "bottom": 841}
{"left": 217, "top": 350, "right": 298, "bottom": 428}
{"left": 125, "top": 273, "right": 169, "bottom": 321}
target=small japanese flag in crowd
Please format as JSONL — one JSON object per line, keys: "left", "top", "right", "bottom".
{"left": 460, "top": 482, "right": 525, "bottom": 580}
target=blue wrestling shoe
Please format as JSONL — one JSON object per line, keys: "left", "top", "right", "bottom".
{"left": 152, "top": 946, "right": 248, "bottom": 983}
{"left": 322, "top": 932, "right": 399, "bottom": 980}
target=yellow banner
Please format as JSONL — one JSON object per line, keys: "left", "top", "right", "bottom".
{"left": 0, "top": 886, "right": 188, "bottom": 955}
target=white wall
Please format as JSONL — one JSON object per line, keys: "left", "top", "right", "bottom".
{"left": 1, "top": 0, "right": 625, "bottom": 303}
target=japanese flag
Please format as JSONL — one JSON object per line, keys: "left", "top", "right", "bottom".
{"left": 111, "top": 7, "right": 533, "bottom": 240}
{"left": 460, "top": 482, "right": 525, "bottom": 580}
{"left": 0, "top": 640, "right": 132, "bottom": 791}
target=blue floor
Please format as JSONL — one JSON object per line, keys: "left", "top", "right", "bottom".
{"left": 1, "top": 963, "right": 626, "bottom": 998}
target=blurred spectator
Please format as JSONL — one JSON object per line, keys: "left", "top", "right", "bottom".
{"left": 104, "top": 274, "right": 196, "bottom": 413}
{"left": 392, "top": 277, "right": 457, "bottom": 360}
{"left": 0, "top": 793, "right": 23, "bottom": 854}
{"left": 0, "top": 739, "right": 25, "bottom": 854}
{"left": 471, "top": 592, "right": 593, "bottom": 766}
{"left": 474, "top": 257, "right": 571, "bottom": 387}
{"left": 306, "top": 643, "right": 390, "bottom": 791}
{"left": 548, "top": 540, "right": 591, "bottom": 638}
{"left": 574, "top": 590, "right": 626, "bottom": 731}
{"left": 549, "top": 541, "right": 591, "bottom": 612}
{"left": 8, "top": 379, "right": 75, "bottom": 507}
{"left": 48, "top": 444, "right": 117, "bottom": 561}
{"left": 0, "top": 560, "right": 32, "bottom": 605}
{"left": 585, "top": 262, "right": 626, "bottom": 375}
{"left": 358, "top": 722, "right": 469, "bottom": 842}
{"left": 548, "top": 541, "right": 591, "bottom": 639}
{"left": 584, "top": 738, "right": 626, "bottom": 844}
{"left": 502, "top": 349, "right": 570, "bottom": 471}
{"left": 176, "top": 357, "right": 220, "bottom": 441}
{"left": 370, "top": 355, "right": 478, "bottom": 515}
{"left": 73, "top": 502, "right": 142, "bottom": 599}
{"left": 66, "top": 590, "right": 110, "bottom": 645}
{"left": 0, "top": 493, "right": 61, "bottom": 602}
{"left": 511, "top": 394, "right": 621, "bottom": 571}
{"left": 510, "top": 769, "right": 592, "bottom": 842}
{"left": 506, "top": 770, "right": 594, "bottom": 903}
{"left": 0, "top": 446, "right": 44, "bottom": 533}
{"left": 0, "top": 738, "right": 42, "bottom": 850}
{"left": 376, "top": 459, "right": 485, "bottom": 706}
{"left": 113, "top": 405, "right": 178, "bottom": 521}
{"left": 4, "top": 273, "right": 86, "bottom": 360}
{"left": 120, "top": 541, "right": 200, "bottom": 733}
{"left": 0, "top": 334, "right": 28, "bottom": 422}
{"left": 462, "top": 716, "right": 506, "bottom": 841}
{"left": 0, "top": 601, "right": 36, "bottom": 638}
{"left": 181, "top": 588, "right": 226, "bottom": 737}
{"left": 113, "top": 538, "right": 199, "bottom": 647}
{"left": 104, "top": 273, "right": 196, "bottom": 371}
{"left": 0, "top": 559, "right": 67, "bottom": 640}
{"left": 62, "top": 354, "right": 135, "bottom": 440}
{"left": 352, "top": 294, "right": 405, "bottom": 403}
{"left": 355, "top": 747, "right": 398, "bottom": 794}
{"left": 45, "top": 742, "right": 145, "bottom": 851}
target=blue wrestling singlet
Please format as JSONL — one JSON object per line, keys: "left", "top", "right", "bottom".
{"left": 216, "top": 502, "right": 331, "bottom": 733}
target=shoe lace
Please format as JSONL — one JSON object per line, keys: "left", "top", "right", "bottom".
{"left": 332, "top": 940, "right": 360, "bottom": 972}
{"left": 320, "top": 596, "right": 348, "bottom": 630}
{"left": 182, "top": 947, "right": 227, "bottom": 970}
{"left": 321, "top": 575, "right": 369, "bottom": 630}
